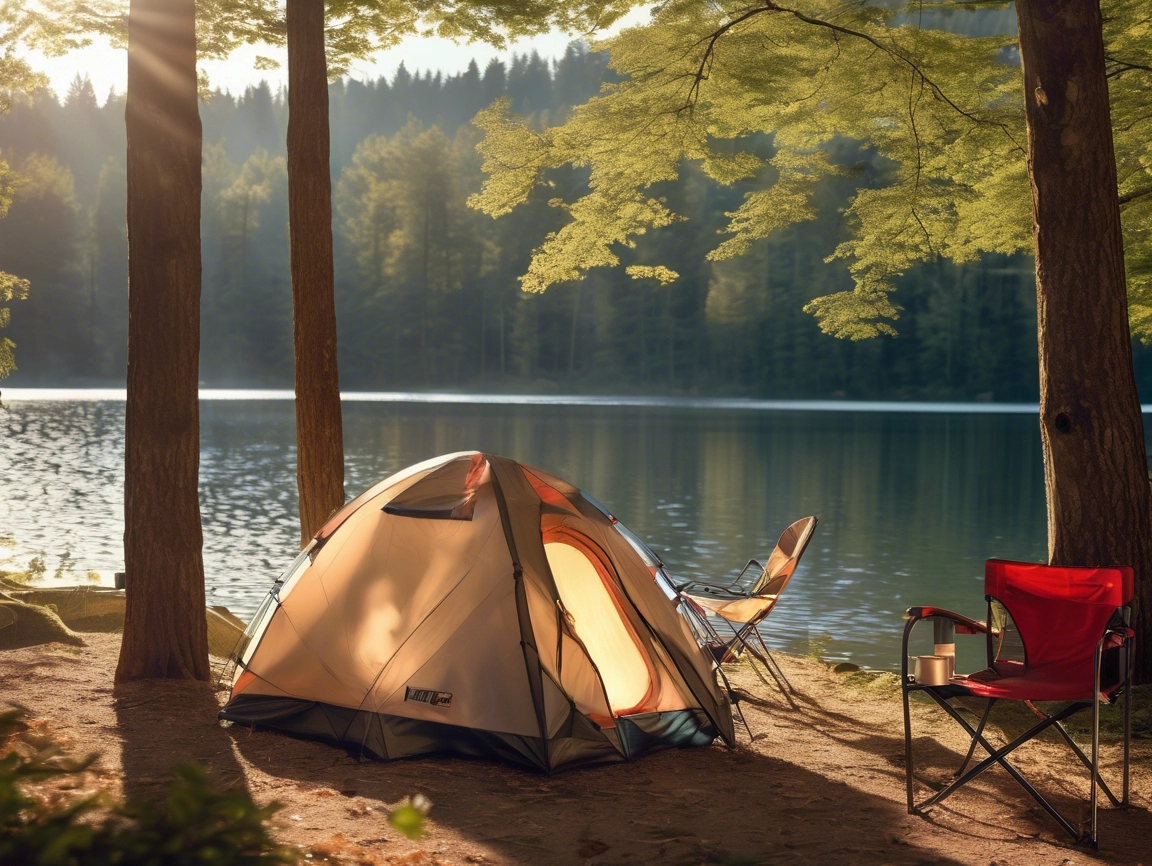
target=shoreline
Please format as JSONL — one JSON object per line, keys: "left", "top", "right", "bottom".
{"left": 0, "top": 387, "right": 1073, "bottom": 414}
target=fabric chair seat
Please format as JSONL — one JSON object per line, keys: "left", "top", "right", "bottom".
{"left": 951, "top": 661, "right": 1120, "bottom": 702}
{"left": 685, "top": 593, "right": 777, "bottom": 623}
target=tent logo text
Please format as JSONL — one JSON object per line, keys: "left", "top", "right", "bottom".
{"left": 405, "top": 687, "right": 453, "bottom": 708}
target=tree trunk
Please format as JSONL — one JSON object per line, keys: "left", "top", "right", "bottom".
{"left": 287, "top": 0, "right": 345, "bottom": 545}
{"left": 1016, "top": 0, "right": 1152, "bottom": 680}
{"left": 117, "top": 0, "right": 208, "bottom": 681}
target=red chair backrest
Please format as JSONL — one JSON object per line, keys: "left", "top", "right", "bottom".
{"left": 984, "top": 560, "right": 1133, "bottom": 673}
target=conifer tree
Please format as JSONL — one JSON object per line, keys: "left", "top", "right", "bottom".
{"left": 0, "top": 4, "right": 47, "bottom": 378}
{"left": 117, "top": 0, "right": 210, "bottom": 681}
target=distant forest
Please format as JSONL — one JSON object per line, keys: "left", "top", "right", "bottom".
{"left": 3, "top": 42, "right": 1152, "bottom": 400}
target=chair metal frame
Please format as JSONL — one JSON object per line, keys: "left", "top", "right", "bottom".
{"left": 901, "top": 592, "right": 1134, "bottom": 848}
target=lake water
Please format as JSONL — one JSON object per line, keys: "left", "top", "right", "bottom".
{"left": 2, "top": 390, "right": 1103, "bottom": 671}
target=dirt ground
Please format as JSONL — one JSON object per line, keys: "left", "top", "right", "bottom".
{"left": 1, "top": 633, "right": 1149, "bottom": 866}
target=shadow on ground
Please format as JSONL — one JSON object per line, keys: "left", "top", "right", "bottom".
{"left": 113, "top": 678, "right": 250, "bottom": 804}
{"left": 733, "top": 668, "right": 1152, "bottom": 865}
{"left": 228, "top": 720, "right": 966, "bottom": 865}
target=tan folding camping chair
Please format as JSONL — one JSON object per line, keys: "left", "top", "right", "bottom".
{"left": 676, "top": 516, "right": 818, "bottom": 703}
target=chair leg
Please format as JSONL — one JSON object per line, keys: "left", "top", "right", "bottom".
{"left": 678, "top": 599, "right": 754, "bottom": 742}
{"left": 727, "top": 622, "right": 798, "bottom": 708}
{"left": 751, "top": 625, "right": 797, "bottom": 694}
{"left": 1048, "top": 718, "right": 1121, "bottom": 807}
{"left": 1090, "top": 642, "right": 1102, "bottom": 847}
{"left": 954, "top": 699, "right": 994, "bottom": 779}
{"left": 711, "top": 654, "right": 754, "bottom": 742}
{"left": 729, "top": 625, "right": 782, "bottom": 692}
{"left": 915, "top": 691, "right": 1083, "bottom": 841}
{"left": 903, "top": 681, "right": 914, "bottom": 813}
{"left": 1124, "top": 634, "right": 1134, "bottom": 807}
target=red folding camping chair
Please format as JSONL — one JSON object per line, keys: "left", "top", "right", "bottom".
{"left": 902, "top": 559, "right": 1134, "bottom": 847}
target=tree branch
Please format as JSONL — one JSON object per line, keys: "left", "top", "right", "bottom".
{"left": 676, "top": 0, "right": 1026, "bottom": 156}
{"left": 1106, "top": 55, "right": 1152, "bottom": 79}
{"left": 1119, "top": 184, "right": 1152, "bottom": 210}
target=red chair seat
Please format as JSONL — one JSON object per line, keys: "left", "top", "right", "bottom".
{"left": 952, "top": 661, "right": 1118, "bottom": 702}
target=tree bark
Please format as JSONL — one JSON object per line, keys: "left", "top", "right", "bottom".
{"left": 1016, "top": 0, "right": 1152, "bottom": 680}
{"left": 287, "top": 0, "right": 345, "bottom": 545}
{"left": 117, "top": 0, "right": 209, "bottom": 681}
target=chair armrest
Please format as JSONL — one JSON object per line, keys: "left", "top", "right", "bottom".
{"left": 904, "top": 606, "right": 988, "bottom": 635}
{"left": 1103, "top": 626, "right": 1136, "bottom": 651}
{"left": 677, "top": 584, "right": 745, "bottom": 599}
{"left": 671, "top": 578, "right": 703, "bottom": 592}
{"left": 729, "top": 559, "right": 763, "bottom": 589}
{"left": 901, "top": 607, "right": 988, "bottom": 684}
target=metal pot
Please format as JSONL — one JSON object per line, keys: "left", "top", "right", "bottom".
{"left": 913, "top": 655, "right": 954, "bottom": 686}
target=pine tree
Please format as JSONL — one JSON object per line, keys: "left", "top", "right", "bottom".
{"left": 0, "top": 8, "right": 47, "bottom": 379}
{"left": 118, "top": 0, "right": 209, "bottom": 681}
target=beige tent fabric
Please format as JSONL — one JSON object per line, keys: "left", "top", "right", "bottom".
{"left": 313, "top": 452, "right": 475, "bottom": 542}
{"left": 230, "top": 451, "right": 732, "bottom": 761}
{"left": 562, "top": 495, "right": 734, "bottom": 742}
{"left": 522, "top": 577, "right": 613, "bottom": 732}
{"left": 545, "top": 541, "right": 653, "bottom": 714}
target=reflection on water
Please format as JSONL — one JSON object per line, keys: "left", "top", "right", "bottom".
{"left": 1, "top": 396, "right": 1062, "bottom": 669}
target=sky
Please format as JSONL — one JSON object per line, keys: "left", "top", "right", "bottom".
{"left": 30, "top": 10, "right": 650, "bottom": 104}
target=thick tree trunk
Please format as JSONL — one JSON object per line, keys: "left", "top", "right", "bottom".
{"left": 287, "top": 0, "right": 345, "bottom": 545}
{"left": 1016, "top": 0, "right": 1152, "bottom": 680}
{"left": 117, "top": 0, "right": 209, "bottom": 681}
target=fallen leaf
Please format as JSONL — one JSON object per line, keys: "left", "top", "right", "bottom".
{"left": 578, "top": 840, "right": 609, "bottom": 858}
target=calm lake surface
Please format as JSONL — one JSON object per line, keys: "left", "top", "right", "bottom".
{"left": 4, "top": 390, "right": 1112, "bottom": 671}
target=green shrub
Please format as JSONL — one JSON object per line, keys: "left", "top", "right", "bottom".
{"left": 0, "top": 708, "right": 299, "bottom": 865}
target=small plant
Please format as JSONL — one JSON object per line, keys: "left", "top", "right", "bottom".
{"left": 25, "top": 556, "right": 46, "bottom": 583}
{"left": 388, "top": 794, "right": 431, "bottom": 840}
{"left": 806, "top": 633, "right": 832, "bottom": 662}
{"left": 0, "top": 707, "right": 300, "bottom": 865}
{"left": 52, "top": 550, "right": 76, "bottom": 582}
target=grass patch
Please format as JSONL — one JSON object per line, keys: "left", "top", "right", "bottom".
{"left": 834, "top": 669, "right": 903, "bottom": 698}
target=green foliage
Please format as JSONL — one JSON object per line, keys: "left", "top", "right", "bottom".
{"left": 471, "top": 0, "right": 1152, "bottom": 341}
{"left": 0, "top": 707, "right": 299, "bottom": 865}
{"left": 26, "top": 556, "right": 46, "bottom": 582}
{"left": 806, "top": 633, "right": 832, "bottom": 661}
{"left": 0, "top": 152, "right": 81, "bottom": 379}
{"left": 201, "top": 144, "right": 289, "bottom": 379}
{"left": 336, "top": 120, "right": 489, "bottom": 380}
{"left": 387, "top": 794, "right": 430, "bottom": 840}
{"left": 0, "top": 4, "right": 48, "bottom": 379}
{"left": 0, "top": 55, "right": 1051, "bottom": 398}
{"left": 1109, "top": 0, "right": 1152, "bottom": 337}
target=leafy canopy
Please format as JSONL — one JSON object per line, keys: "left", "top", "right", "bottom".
{"left": 20, "top": 0, "right": 646, "bottom": 77}
{"left": 471, "top": 0, "right": 1152, "bottom": 341}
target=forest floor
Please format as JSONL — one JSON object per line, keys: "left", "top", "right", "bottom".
{"left": 1, "top": 633, "right": 1150, "bottom": 866}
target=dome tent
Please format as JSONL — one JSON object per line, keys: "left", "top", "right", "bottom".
{"left": 220, "top": 452, "right": 734, "bottom": 771}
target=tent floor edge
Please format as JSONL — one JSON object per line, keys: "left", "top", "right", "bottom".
{"left": 219, "top": 695, "right": 642, "bottom": 772}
